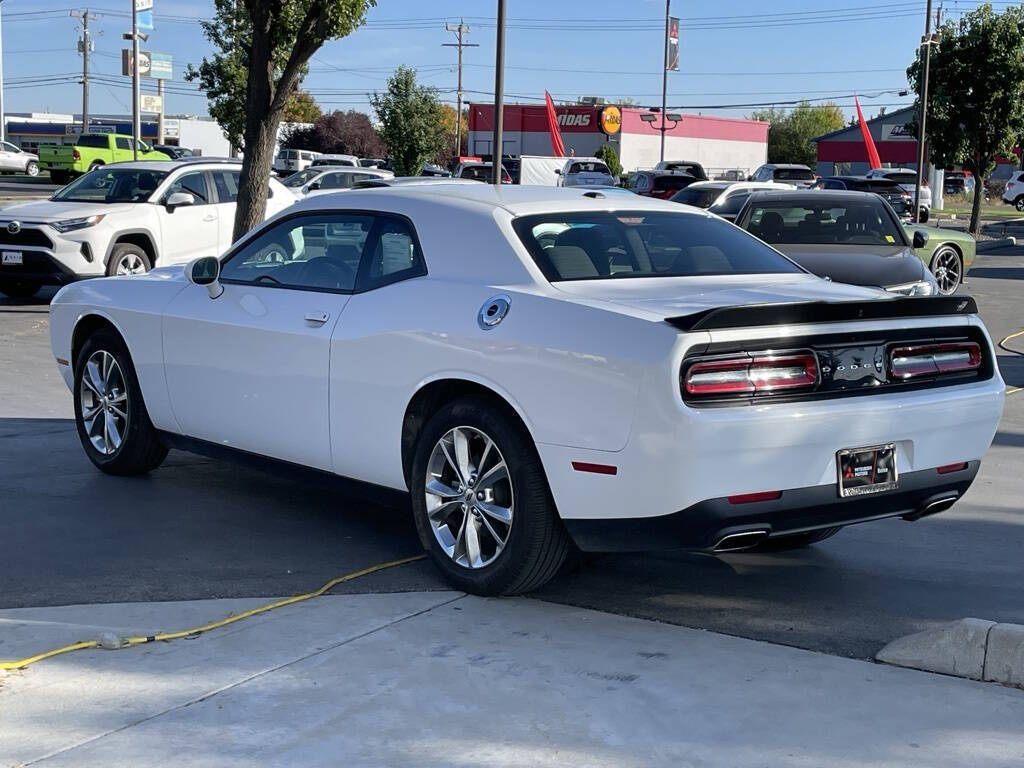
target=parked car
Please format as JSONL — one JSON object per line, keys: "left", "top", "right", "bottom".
{"left": 714, "top": 169, "right": 748, "bottom": 182}
{"left": 557, "top": 158, "right": 616, "bottom": 187}
{"left": 359, "top": 158, "right": 387, "bottom": 168}
{"left": 734, "top": 190, "right": 943, "bottom": 295}
{"left": 0, "top": 140, "right": 40, "bottom": 177}
{"left": 455, "top": 162, "right": 513, "bottom": 184}
{"left": 626, "top": 170, "right": 697, "bottom": 199}
{"left": 865, "top": 168, "right": 931, "bottom": 222}
{"left": 670, "top": 181, "right": 794, "bottom": 222}
{"left": 153, "top": 145, "right": 194, "bottom": 160}
{"left": 420, "top": 164, "right": 452, "bottom": 177}
{"left": 310, "top": 154, "right": 359, "bottom": 168}
{"left": 812, "top": 176, "right": 912, "bottom": 218}
{"left": 48, "top": 184, "right": 1004, "bottom": 594}
{"left": 943, "top": 170, "right": 974, "bottom": 195}
{"left": 653, "top": 160, "right": 708, "bottom": 180}
{"left": 1001, "top": 171, "right": 1024, "bottom": 211}
{"left": 38, "top": 134, "right": 168, "bottom": 185}
{"left": 350, "top": 177, "right": 479, "bottom": 189}
{"left": 748, "top": 163, "right": 817, "bottom": 188}
{"left": 283, "top": 167, "right": 394, "bottom": 196}
{"left": 273, "top": 149, "right": 321, "bottom": 174}
{"left": 0, "top": 158, "right": 292, "bottom": 299}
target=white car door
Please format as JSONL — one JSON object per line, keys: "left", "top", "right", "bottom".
{"left": 161, "top": 210, "right": 370, "bottom": 470}
{"left": 209, "top": 169, "right": 293, "bottom": 252}
{"left": 157, "top": 170, "right": 219, "bottom": 264}
{"left": 0, "top": 141, "right": 22, "bottom": 172}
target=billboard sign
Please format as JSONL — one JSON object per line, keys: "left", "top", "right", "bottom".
{"left": 137, "top": 9, "right": 154, "bottom": 31}
{"left": 600, "top": 105, "right": 622, "bottom": 136}
{"left": 141, "top": 94, "right": 163, "bottom": 113}
{"left": 122, "top": 49, "right": 151, "bottom": 77}
{"left": 135, "top": 0, "right": 153, "bottom": 10}
{"left": 667, "top": 17, "right": 680, "bottom": 72}
{"left": 149, "top": 53, "right": 172, "bottom": 80}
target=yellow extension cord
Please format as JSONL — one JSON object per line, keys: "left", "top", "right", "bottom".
{"left": 1001, "top": 329, "right": 1024, "bottom": 395}
{"left": 0, "top": 554, "right": 425, "bottom": 671}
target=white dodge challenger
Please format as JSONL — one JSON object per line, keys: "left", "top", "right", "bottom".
{"left": 49, "top": 185, "right": 1005, "bottom": 594}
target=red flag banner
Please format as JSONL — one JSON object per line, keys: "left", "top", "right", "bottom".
{"left": 855, "top": 96, "right": 882, "bottom": 170}
{"left": 545, "top": 90, "right": 566, "bottom": 157}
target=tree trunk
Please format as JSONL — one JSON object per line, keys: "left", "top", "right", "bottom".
{"left": 969, "top": 169, "right": 983, "bottom": 236}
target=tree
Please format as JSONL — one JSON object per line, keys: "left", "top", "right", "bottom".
{"left": 594, "top": 144, "right": 622, "bottom": 178}
{"left": 750, "top": 102, "right": 845, "bottom": 166}
{"left": 435, "top": 103, "right": 468, "bottom": 164}
{"left": 281, "top": 109, "right": 385, "bottom": 156}
{"left": 907, "top": 3, "right": 1024, "bottom": 234}
{"left": 282, "top": 89, "right": 322, "bottom": 124}
{"left": 371, "top": 66, "right": 446, "bottom": 176}
{"left": 188, "top": 0, "right": 374, "bottom": 241}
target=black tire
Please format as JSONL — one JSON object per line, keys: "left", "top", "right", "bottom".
{"left": 0, "top": 279, "right": 42, "bottom": 299}
{"left": 919, "top": 208, "right": 929, "bottom": 223}
{"left": 50, "top": 170, "right": 70, "bottom": 185}
{"left": 73, "top": 327, "right": 168, "bottom": 475}
{"left": 410, "top": 396, "right": 570, "bottom": 595}
{"left": 750, "top": 526, "right": 842, "bottom": 552}
{"left": 1016, "top": 196, "right": 1024, "bottom": 213}
{"left": 106, "top": 243, "right": 152, "bottom": 276}
{"left": 25, "top": 160, "right": 39, "bottom": 177}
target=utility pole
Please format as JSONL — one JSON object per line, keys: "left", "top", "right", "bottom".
{"left": 0, "top": 0, "right": 7, "bottom": 143}
{"left": 131, "top": 1, "right": 140, "bottom": 160}
{"left": 157, "top": 78, "right": 165, "bottom": 144}
{"left": 72, "top": 10, "right": 96, "bottom": 133}
{"left": 660, "top": 0, "right": 670, "bottom": 163}
{"left": 913, "top": 0, "right": 936, "bottom": 224}
{"left": 491, "top": 0, "right": 505, "bottom": 185}
{"left": 443, "top": 19, "right": 477, "bottom": 161}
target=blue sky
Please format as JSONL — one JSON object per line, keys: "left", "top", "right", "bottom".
{"left": 3, "top": 0, "right": 1011, "bottom": 122}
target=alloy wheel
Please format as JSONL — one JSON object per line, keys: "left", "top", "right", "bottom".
{"left": 79, "top": 350, "right": 129, "bottom": 455}
{"left": 930, "top": 248, "right": 962, "bottom": 295}
{"left": 115, "top": 252, "right": 147, "bottom": 275}
{"left": 424, "top": 426, "right": 514, "bottom": 569}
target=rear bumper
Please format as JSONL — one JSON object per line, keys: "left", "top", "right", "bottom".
{"left": 564, "top": 461, "right": 979, "bottom": 552}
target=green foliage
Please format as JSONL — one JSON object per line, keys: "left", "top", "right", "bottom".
{"left": 371, "top": 66, "right": 446, "bottom": 176}
{"left": 594, "top": 144, "right": 622, "bottom": 177}
{"left": 750, "top": 102, "right": 845, "bottom": 166}
{"left": 907, "top": 3, "right": 1024, "bottom": 233}
{"left": 282, "top": 90, "right": 322, "bottom": 124}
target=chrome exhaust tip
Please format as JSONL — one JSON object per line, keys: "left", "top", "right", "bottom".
{"left": 902, "top": 495, "right": 958, "bottom": 522}
{"left": 712, "top": 529, "right": 770, "bottom": 553}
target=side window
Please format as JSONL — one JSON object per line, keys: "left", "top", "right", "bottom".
{"left": 823, "top": 180, "right": 844, "bottom": 190}
{"left": 357, "top": 215, "right": 426, "bottom": 291}
{"left": 211, "top": 170, "right": 240, "bottom": 203}
{"left": 220, "top": 213, "right": 373, "bottom": 292}
{"left": 0, "top": 141, "right": 17, "bottom": 153}
{"left": 166, "top": 171, "right": 210, "bottom": 204}
{"left": 319, "top": 172, "right": 349, "bottom": 190}
{"left": 115, "top": 137, "right": 132, "bottom": 151}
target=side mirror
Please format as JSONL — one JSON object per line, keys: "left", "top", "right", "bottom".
{"left": 912, "top": 229, "right": 929, "bottom": 249}
{"left": 307, "top": 181, "right": 321, "bottom": 191}
{"left": 185, "top": 255, "right": 223, "bottom": 299}
{"left": 165, "top": 191, "right": 196, "bottom": 211}
{"left": 554, "top": 169, "right": 562, "bottom": 175}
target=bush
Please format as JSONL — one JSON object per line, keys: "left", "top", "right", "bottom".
{"left": 594, "top": 144, "right": 622, "bottom": 178}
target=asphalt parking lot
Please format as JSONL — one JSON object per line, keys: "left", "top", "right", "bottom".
{"left": 2, "top": 247, "right": 1022, "bottom": 660}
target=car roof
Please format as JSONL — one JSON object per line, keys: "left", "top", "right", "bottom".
{"left": 290, "top": 181, "right": 693, "bottom": 216}
{"left": 764, "top": 163, "right": 812, "bottom": 169}
{"left": 684, "top": 181, "right": 731, "bottom": 189}
{"left": 92, "top": 157, "right": 241, "bottom": 172}
{"left": 746, "top": 189, "right": 882, "bottom": 204}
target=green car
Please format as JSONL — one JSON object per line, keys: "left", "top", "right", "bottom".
{"left": 903, "top": 223, "right": 976, "bottom": 295}
{"left": 38, "top": 133, "right": 168, "bottom": 185}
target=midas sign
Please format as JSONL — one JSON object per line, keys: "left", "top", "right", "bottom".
{"left": 600, "top": 105, "right": 622, "bottom": 136}
{"left": 557, "top": 113, "right": 592, "bottom": 128}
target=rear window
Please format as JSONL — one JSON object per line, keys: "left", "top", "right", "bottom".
{"left": 512, "top": 211, "right": 802, "bottom": 282}
{"left": 670, "top": 186, "right": 725, "bottom": 207}
{"left": 886, "top": 172, "right": 917, "bottom": 185}
{"left": 653, "top": 175, "right": 693, "bottom": 193}
{"left": 862, "top": 179, "right": 904, "bottom": 192}
{"left": 773, "top": 167, "right": 814, "bottom": 181}
{"left": 77, "top": 135, "right": 110, "bottom": 148}
{"left": 663, "top": 162, "right": 705, "bottom": 177}
{"left": 569, "top": 162, "right": 610, "bottom": 175}
{"left": 709, "top": 192, "right": 751, "bottom": 217}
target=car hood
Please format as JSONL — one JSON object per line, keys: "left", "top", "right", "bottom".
{"left": 0, "top": 199, "right": 136, "bottom": 222}
{"left": 770, "top": 244, "right": 926, "bottom": 288}
{"left": 550, "top": 273, "right": 887, "bottom": 322}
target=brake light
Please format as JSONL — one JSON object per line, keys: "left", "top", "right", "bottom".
{"left": 72, "top": 149, "right": 80, "bottom": 161}
{"left": 684, "top": 353, "right": 818, "bottom": 396}
{"left": 937, "top": 462, "right": 968, "bottom": 474}
{"left": 728, "top": 490, "right": 782, "bottom": 504}
{"left": 889, "top": 342, "right": 981, "bottom": 380}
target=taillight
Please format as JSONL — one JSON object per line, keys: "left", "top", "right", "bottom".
{"left": 72, "top": 149, "right": 80, "bottom": 161}
{"left": 889, "top": 342, "right": 981, "bottom": 380}
{"left": 684, "top": 353, "right": 818, "bottom": 397}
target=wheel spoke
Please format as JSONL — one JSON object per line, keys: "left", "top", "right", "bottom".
{"left": 86, "top": 360, "right": 104, "bottom": 397}
{"left": 106, "top": 413, "right": 122, "bottom": 450}
{"left": 426, "top": 477, "right": 461, "bottom": 500}
{"left": 476, "top": 499, "right": 513, "bottom": 524}
{"left": 477, "top": 436, "right": 494, "bottom": 476}
{"left": 439, "top": 437, "right": 465, "bottom": 485}
{"left": 464, "top": 515, "right": 483, "bottom": 568}
{"left": 428, "top": 499, "right": 464, "bottom": 523}
{"left": 82, "top": 403, "right": 102, "bottom": 421}
{"left": 451, "top": 510, "right": 468, "bottom": 562}
{"left": 110, "top": 391, "right": 127, "bottom": 405}
{"left": 109, "top": 405, "right": 128, "bottom": 421}
{"left": 453, "top": 428, "right": 473, "bottom": 483}
{"left": 476, "top": 460, "right": 507, "bottom": 491}
{"left": 102, "top": 412, "right": 111, "bottom": 453}
{"left": 477, "top": 508, "right": 508, "bottom": 548}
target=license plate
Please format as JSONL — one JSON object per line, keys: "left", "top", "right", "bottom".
{"left": 837, "top": 443, "right": 898, "bottom": 497}
{"left": 2, "top": 251, "right": 22, "bottom": 265}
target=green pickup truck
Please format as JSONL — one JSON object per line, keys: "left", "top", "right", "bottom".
{"left": 39, "top": 133, "right": 168, "bottom": 184}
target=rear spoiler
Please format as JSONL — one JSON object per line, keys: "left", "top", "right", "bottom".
{"left": 665, "top": 296, "right": 978, "bottom": 332}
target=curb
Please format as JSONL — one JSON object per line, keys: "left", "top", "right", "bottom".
{"left": 876, "top": 618, "right": 1024, "bottom": 688}
{"left": 977, "top": 237, "right": 1017, "bottom": 252}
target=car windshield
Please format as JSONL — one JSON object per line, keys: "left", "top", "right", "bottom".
{"left": 283, "top": 169, "right": 320, "bottom": 187}
{"left": 568, "top": 162, "right": 610, "bottom": 175}
{"left": 76, "top": 135, "right": 110, "bottom": 148}
{"left": 51, "top": 167, "right": 169, "bottom": 203}
{"left": 736, "top": 200, "right": 906, "bottom": 247}
{"left": 513, "top": 211, "right": 803, "bottom": 281}
{"left": 670, "top": 186, "right": 724, "bottom": 207}
{"left": 774, "top": 167, "right": 814, "bottom": 181}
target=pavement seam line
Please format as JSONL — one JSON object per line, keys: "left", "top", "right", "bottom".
{"left": 23, "top": 592, "right": 468, "bottom": 766}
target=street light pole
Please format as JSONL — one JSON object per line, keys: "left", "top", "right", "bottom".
{"left": 491, "top": 0, "right": 505, "bottom": 185}
{"left": 913, "top": 0, "right": 934, "bottom": 224}
{"left": 660, "top": 0, "right": 670, "bottom": 163}
{"left": 132, "top": 0, "right": 140, "bottom": 160}
{"left": 0, "top": 0, "right": 7, "bottom": 143}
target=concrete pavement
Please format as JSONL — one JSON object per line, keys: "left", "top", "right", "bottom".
{"left": 3, "top": 592, "right": 1024, "bottom": 767}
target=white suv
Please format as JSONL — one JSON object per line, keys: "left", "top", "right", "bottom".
{"left": 0, "top": 159, "right": 292, "bottom": 299}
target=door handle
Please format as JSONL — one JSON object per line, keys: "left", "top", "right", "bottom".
{"left": 304, "top": 311, "right": 330, "bottom": 325}
{"left": 202, "top": 215, "right": 217, "bottom": 222}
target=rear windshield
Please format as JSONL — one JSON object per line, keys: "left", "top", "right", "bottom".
{"left": 512, "top": 211, "right": 802, "bottom": 282}
{"left": 773, "top": 167, "right": 814, "bottom": 181}
{"left": 885, "top": 172, "right": 917, "bottom": 184}
{"left": 736, "top": 200, "right": 906, "bottom": 247}
{"left": 77, "top": 135, "right": 110, "bottom": 148}
{"left": 670, "top": 186, "right": 725, "bottom": 207}
{"left": 859, "top": 179, "right": 904, "bottom": 192}
{"left": 663, "top": 162, "right": 705, "bottom": 177}
{"left": 653, "top": 175, "right": 693, "bottom": 192}
{"left": 568, "top": 162, "right": 610, "bottom": 175}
